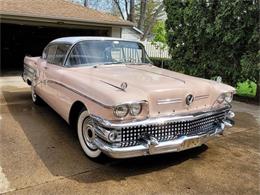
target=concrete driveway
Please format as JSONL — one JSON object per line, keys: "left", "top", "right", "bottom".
{"left": 1, "top": 76, "right": 260, "bottom": 195}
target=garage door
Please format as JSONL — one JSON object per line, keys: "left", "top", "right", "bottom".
{"left": 1, "top": 23, "right": 109, "bottom": 75}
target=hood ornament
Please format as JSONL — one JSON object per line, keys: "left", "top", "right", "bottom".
{"left": 100, "top": 80, "right": 127, "bottom": 91}
{"left": 216, "top": 76, "right": 222, "bottom": 83}
{"left": 120, "top": 82, "right": 128, "bottom": 90}
{"left": 186, "top": 94, "right": 194, "bottom": 105}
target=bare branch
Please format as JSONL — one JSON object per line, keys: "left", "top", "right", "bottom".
{"left": 141, "top": 3, "right": 164, "bottom": 41}
{"left": 125, "top": 0, "right": 129, "bottom": 20}
{"left": 113, "top": 0, "right": 125, "bottom": 20}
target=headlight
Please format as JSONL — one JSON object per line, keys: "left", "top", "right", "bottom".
{"left": 217, "top": 92, "right": 233, "bottom": 104}
{"left": 217, "top": 94, "right": 225, "bottom": 104}
{"left": 129, "top": 103, "right": 142, "bottom": 116}
{"left": 224, "top": 92, "right": 233, "bottom": 103}
{"left": 113, "top": 104, "right": 129, "bottom": 118}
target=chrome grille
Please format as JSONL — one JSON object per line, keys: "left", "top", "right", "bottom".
{"left": 120, "top": 110, "right": 227, "bottom": 147}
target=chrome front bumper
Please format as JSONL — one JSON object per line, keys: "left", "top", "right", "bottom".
{"left": 91, "top": 107, "right": 235, "bottom": 158}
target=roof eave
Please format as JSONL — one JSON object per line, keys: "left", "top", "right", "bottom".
{"left": 0, "top": 12, "right": 134, "bottom": 27}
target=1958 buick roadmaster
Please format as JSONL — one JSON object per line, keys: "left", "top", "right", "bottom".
{"left": 23, "top": 37, "right": 235, "bottom": 159}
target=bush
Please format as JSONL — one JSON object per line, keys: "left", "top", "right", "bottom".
{"left": 164, "top": 0, "right": 259, "bottom": 97}
{"left": 236, "top": 80, "right": 257, "bottom": 97}
{"left": 150, "top": 57, "right": 172, "bottom": 69}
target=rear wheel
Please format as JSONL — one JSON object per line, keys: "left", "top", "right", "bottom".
{"left": 77, "top": 109, "right": 101, "bottom": 159}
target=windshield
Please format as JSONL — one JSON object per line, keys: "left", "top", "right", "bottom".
{"left": 65, "top": 40, "right": 151, "bottom": 66}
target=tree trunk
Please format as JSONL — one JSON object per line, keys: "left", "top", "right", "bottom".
{"left": 129, "top": 0, "right": 135, "bottom": 22}
{"left": 141, "top": 3, "right": 164, "bottom": 41}
{"left": 84, "top": 0, "right": 88, "bottom": 7}
{"left": 138, "top": 0, "right": 147, "bottom": 31}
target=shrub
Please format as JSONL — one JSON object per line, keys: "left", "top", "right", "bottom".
{"left": 163, "top": 0, "right": 259, "bottom": 97}
{"left": 150, "top": 57, "right": 172, "bottom": 69}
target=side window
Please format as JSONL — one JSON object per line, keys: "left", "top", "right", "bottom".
{"left": 53, "top": 44, "right": 70, "bottom": 65}
{"left": 46, "top": 44, "right": 70, "bottom": 65}
{"left": 66, "top": 43, "right": 88, "bottom": 66}
{"left": 42, "top": 46, "right": 48, "bottom": 59}
{"left": 46, "top": 45, "right": 57, "bottom": 64}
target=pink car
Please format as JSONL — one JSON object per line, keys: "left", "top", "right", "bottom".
{"left": 23, "top": 37, "right": 235, "bottom": 159}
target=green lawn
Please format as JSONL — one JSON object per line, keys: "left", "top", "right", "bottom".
{"left": 236, "top": 80, "right": 257, "bottom": 97}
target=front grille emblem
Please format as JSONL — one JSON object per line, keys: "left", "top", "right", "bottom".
{"left": 186, "top": 94, "right": 194, "bottom": 105}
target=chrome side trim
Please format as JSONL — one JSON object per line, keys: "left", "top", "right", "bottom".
{"left": 195, "top": 95, "right": 209, "bottom": 101}
{"left": 91, "top": 106, "right": 230, "bottom": 129}
{"left": 157, "top": 98, "right": 182, "bottom": 105}
{"left": 46, "top": 80, "right": 112, "bottom": 108}
{"left": 23, "top": 63, "right": 36, "bottom": 83}
{"left": 100, "top": 80, "right": 126, "bottom": 92}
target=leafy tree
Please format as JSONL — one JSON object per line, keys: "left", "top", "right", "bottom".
{"left": 164, "top": 0, "right": 259, "bottom": 98}
{"left": 151, "top": 20, "right": 167, "bottom": 49}
{"left": 151, "top": 21, "right": 168, "bottom": 67}
{"left": 136, "top": 0, "right": 165, "bottom": 40}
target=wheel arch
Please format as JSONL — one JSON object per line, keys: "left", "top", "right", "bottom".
{"left": 69, "top": 100, "right": 87, "bottom": 130}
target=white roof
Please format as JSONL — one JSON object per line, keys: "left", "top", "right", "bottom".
{"left": 51, "top": 36, "right": 141, "bottom": 45}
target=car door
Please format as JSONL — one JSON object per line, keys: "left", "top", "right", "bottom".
{"left": 41, "top": 43, "right": 71, "bottom": 112}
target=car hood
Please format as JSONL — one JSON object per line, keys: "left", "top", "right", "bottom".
{"left": 67, "top": 64, "right": 235, "bottom": 116}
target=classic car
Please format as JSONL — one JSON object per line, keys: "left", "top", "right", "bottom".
{"left": 23, "top": 37, "right": 235, "bottom": 159}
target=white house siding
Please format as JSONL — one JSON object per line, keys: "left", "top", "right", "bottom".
{"left": 111, "top": 27, "right": 121, "bottom": 38}
{"left": 121, "top": 28, "right": 141, "bottom": 41}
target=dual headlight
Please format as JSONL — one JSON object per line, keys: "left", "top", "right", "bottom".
{"left": 113, "top": 103, "right": 142, "bottom": 118}
{"left": 217, "top": 92, "right": 234, "bottom": 104}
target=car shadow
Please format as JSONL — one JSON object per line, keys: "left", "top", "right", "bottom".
{"left": 2, "top": 86, "right": 209, "bottom": 184}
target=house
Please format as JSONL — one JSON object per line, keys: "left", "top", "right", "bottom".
{"left": 0, "top": 0, "right": 134, "bottom": 73}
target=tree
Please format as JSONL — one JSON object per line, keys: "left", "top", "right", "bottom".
{"left": 164, "top": 0, "right": 259, "bottom": 98}
{"left": 137, "top": 0, "right": 147, "bottom": 31}
{"left": 151, "top": 20, "right": 167, "bottom": 49}
{"left": 141, "top": 3, "right": 164, "bottom": 40}
{"left": 114, "top": 0, "right": 165, "bottom": 40}
{"left": 151, "top": 21, "right": 168, "bottom": 67}
{"left": 135, "top": 0, "right": 165, "bottom": 40}
{"left": 113, "top": 0, "right": 135, "bottom": 22}
{"left": 75, "top": 0, "right": 166, "bottom": 41}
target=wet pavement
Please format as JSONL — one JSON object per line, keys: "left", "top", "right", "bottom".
{"left": 0, "top": 76, "right": 260, "bottom": 194}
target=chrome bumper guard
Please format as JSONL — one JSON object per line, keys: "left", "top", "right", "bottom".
{"left": 91, "top": 107, "right": 235, "bottom": 158}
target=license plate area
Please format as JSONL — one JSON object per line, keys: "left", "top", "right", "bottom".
{"left": 179, "top": 137, "right": 202, "bottom": 151}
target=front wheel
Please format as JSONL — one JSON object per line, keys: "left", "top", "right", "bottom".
{"left": 77, "top": 109, "right": 102, "bottom": 159}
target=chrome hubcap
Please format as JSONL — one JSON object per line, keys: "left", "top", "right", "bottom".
{"left": 82, "top": 119, "right": 97, "bottom": 150}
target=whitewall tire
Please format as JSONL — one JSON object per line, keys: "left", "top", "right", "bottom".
{"left": 77, "top": 109, "right": 101, "bottom": 159}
